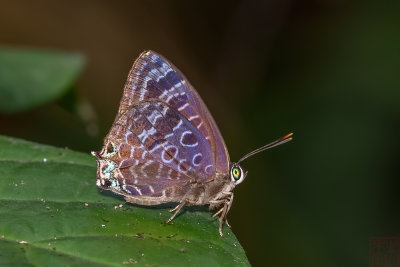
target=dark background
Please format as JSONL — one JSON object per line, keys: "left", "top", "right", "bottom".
{"left": 1, "top": 0, "right": 399, "bottom": 266}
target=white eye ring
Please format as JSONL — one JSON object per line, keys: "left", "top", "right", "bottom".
{"left": 230, "top": 165, "right": 245, "bottom": 185}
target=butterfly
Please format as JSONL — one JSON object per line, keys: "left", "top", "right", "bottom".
{"left": 92, "top": 51, "right": 293, "bottom": 236}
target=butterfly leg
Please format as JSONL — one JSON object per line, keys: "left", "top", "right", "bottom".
{"left": 211, "top": 192, "right": 234, "bottom": 219}
{"left": 169, "top": 202, "right": 183, "bottom": 213}
{"left": 212, "top": 192, "right": 234, "bottom": 237}
{"left": 166, "top": 185, "right": 205, "bottom": 224}
{"left": 225, "top": 219, "right": 231, "bottom": 228}
{"left": 217, "top": 203, "right": 230, "bottom": 237}
{"left": 209, "top": 199, "right": 226, "bottom": 211}
{"left": 224, "top": 192, "right": 234, "bottom": 219}
{"left": 165, "top": 200, "right": 187, "bottom": 224}
{"left": 223, "top": 192, "right": 234, "bottom": 229}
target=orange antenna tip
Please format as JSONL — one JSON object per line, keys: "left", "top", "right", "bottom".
{"left": 282, "top": 132, "right": 293, "bottom": 140}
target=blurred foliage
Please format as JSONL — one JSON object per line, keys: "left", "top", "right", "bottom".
{"left": 0, "top": 135, "right": 249, "bottom": 266}
{"left": 0, "top": 46, "right": 85, "bottom": 113}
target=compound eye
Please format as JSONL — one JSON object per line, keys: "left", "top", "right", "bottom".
{"left": 230, "top": 165, "right": 246, "bottom": 185}
{"left": 231, "top": 167, "right": 241, "bottom": 181}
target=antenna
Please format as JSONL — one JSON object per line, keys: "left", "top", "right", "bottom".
{"left": 237, "top": 133, "right": 293, "bottom": 164}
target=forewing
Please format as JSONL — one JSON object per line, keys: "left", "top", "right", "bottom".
{"left": 117, "top": 51, "right": 229, "bottom": 175}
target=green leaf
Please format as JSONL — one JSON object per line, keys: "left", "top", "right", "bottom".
{"left": 0, "top": 46, "right": 85, "bottom": 114}
{"left": 0, "top": 135, "right": 249, "bottom": 266}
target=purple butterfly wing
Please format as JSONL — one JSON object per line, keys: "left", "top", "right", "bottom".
{"left": 102, "top": 100, "right": 215, "bottom": 200}
{"left": 117, "top": 50, "right": 229, "bottom": 177}
{"left": 97, "top": 51, "right": 230, "bottom": 202}
{"left": 117, "top": 100, "right": 215, "bottom": 179}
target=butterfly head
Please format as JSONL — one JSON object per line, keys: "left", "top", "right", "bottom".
{"left": 230, "top": 163, "right": 247, "bottom": 185}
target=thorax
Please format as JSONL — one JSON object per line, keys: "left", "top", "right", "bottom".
{"left": 195, "top": 173, "right": 235, "bottom": 205}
